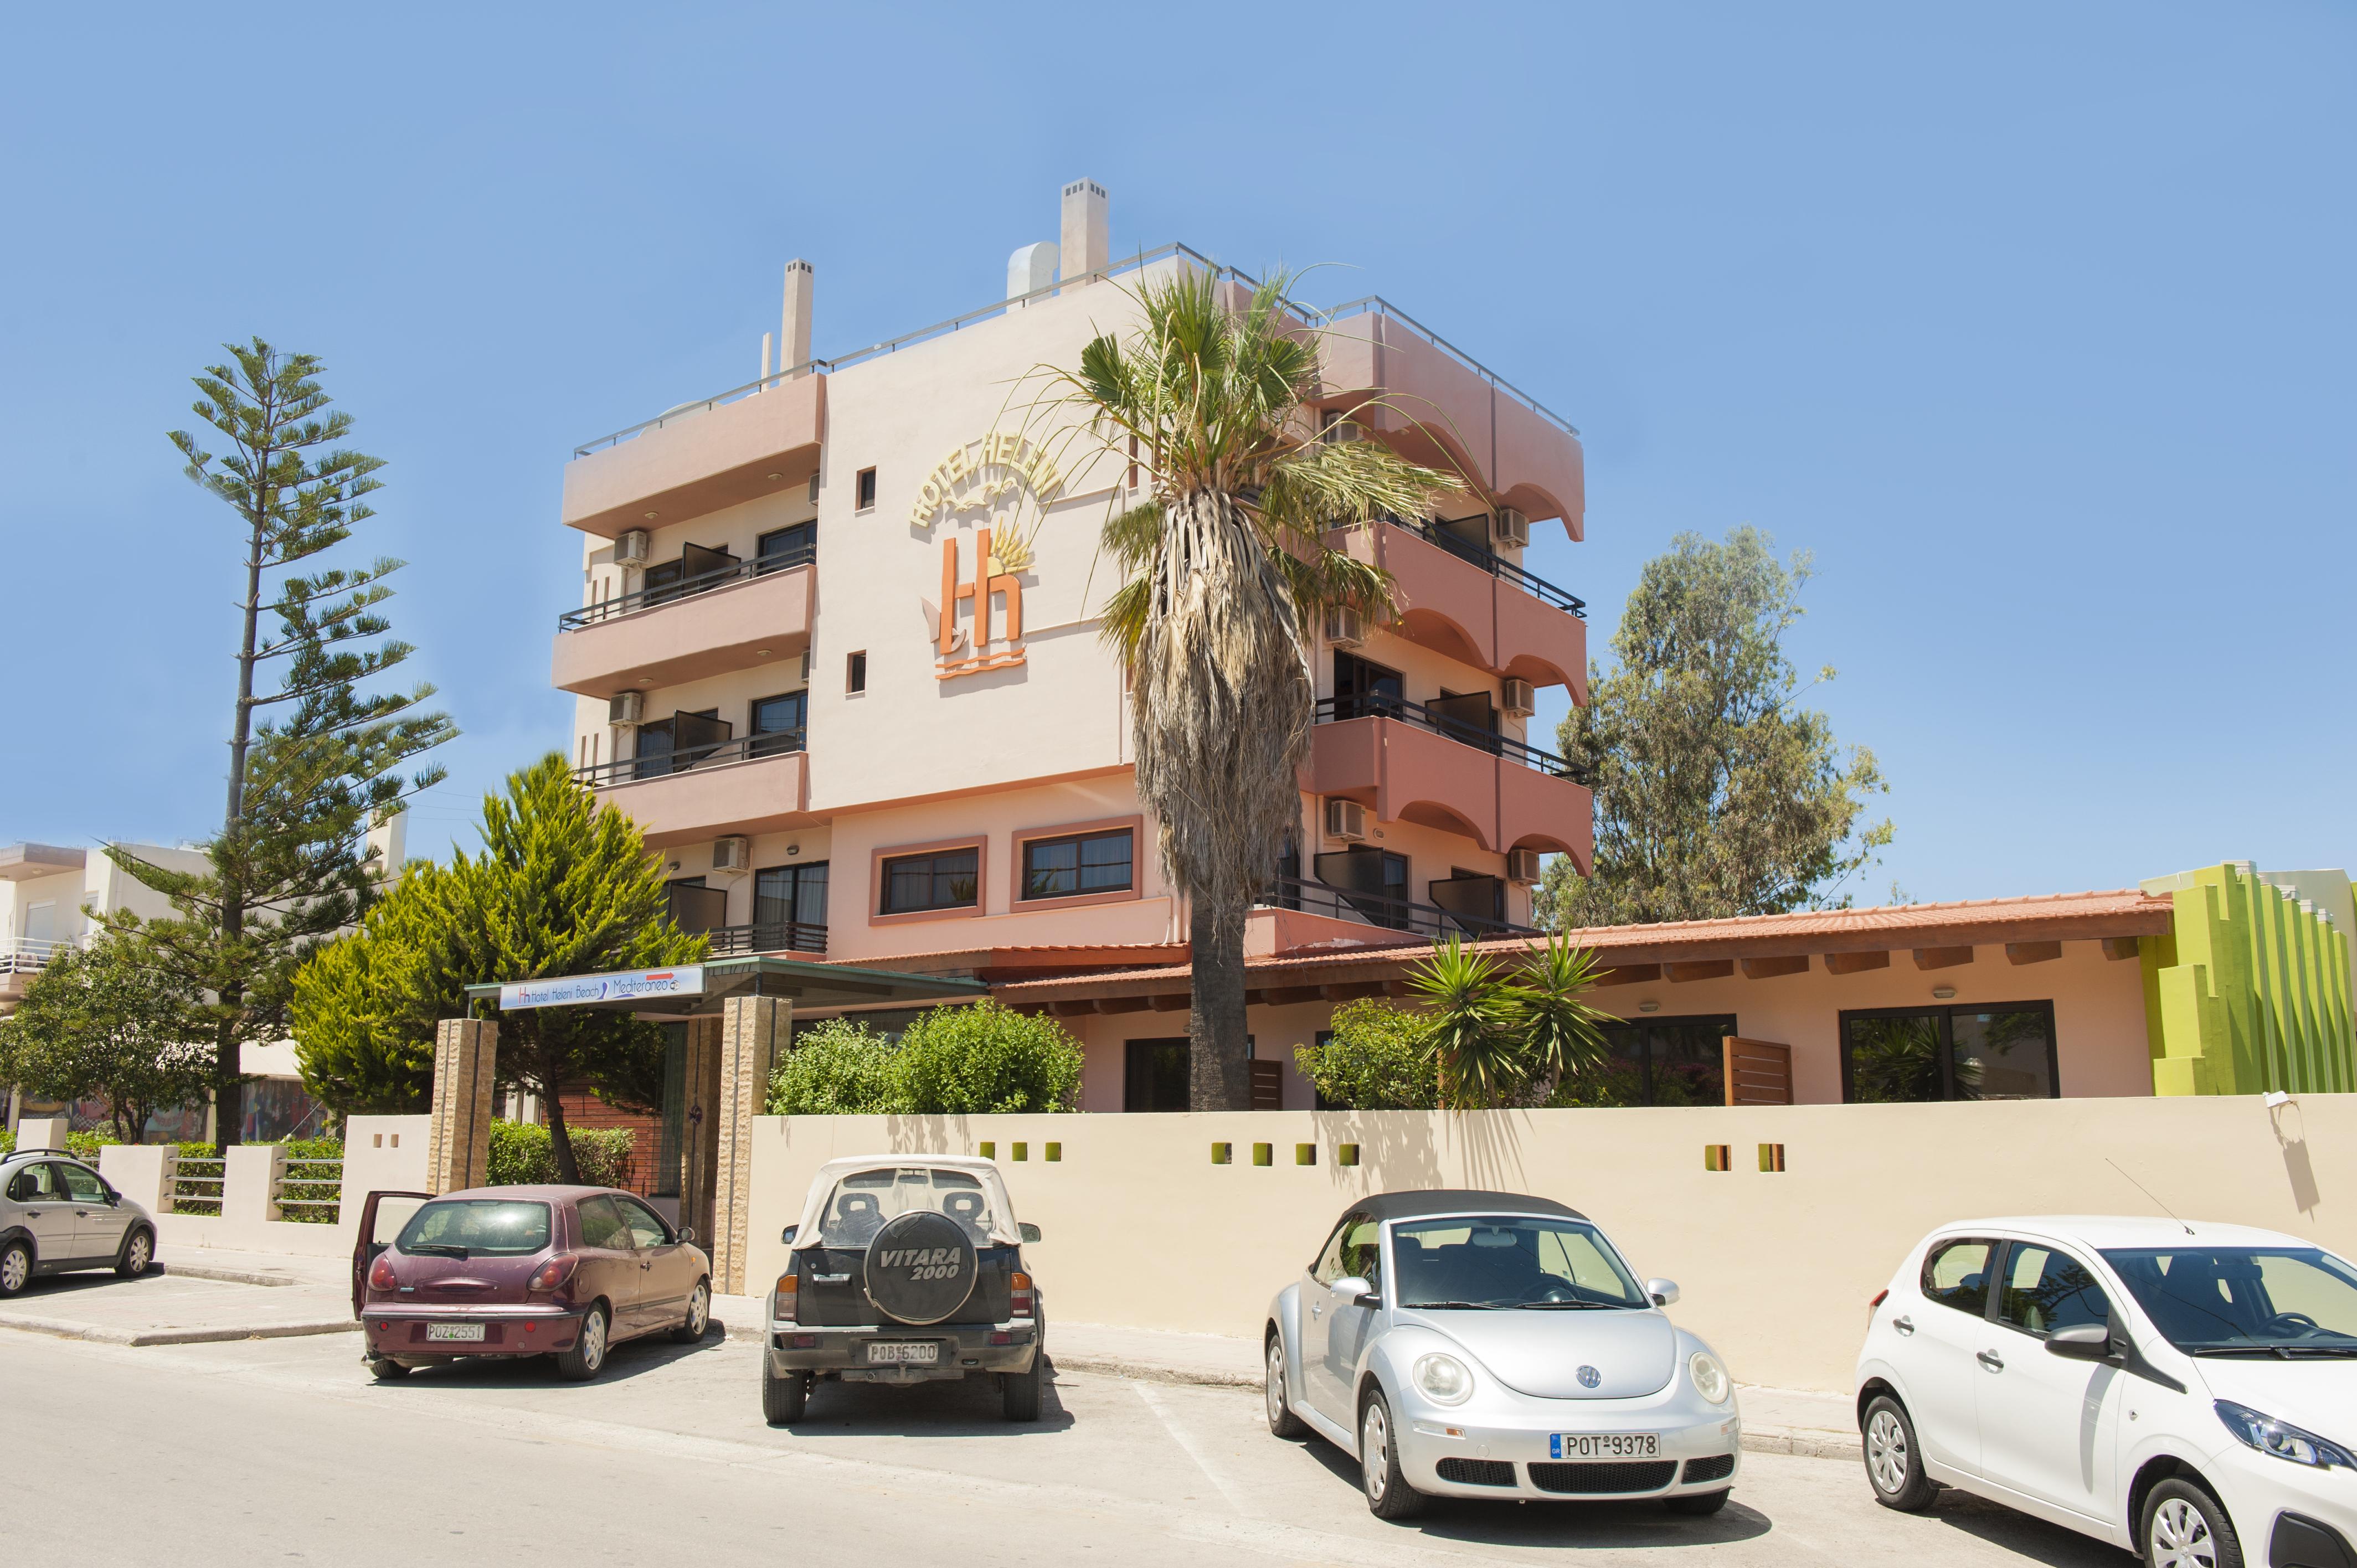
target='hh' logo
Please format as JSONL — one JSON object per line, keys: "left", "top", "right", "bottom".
{"left": 938, "top": 527, "right": 1025, "bottom": 680}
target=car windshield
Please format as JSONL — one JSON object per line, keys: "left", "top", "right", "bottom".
{"left": 2101, "top": 1246, "right": 2357, "bottom": 1355}
{"left": 814, "top": 1167, "right": 997, "bottom": 1246}
{"left": 395, "top": 1199, "right": 552, "bottom": 1258}
{"left": 1393, "top": 1215, "right": 1647, "bottom": 1309}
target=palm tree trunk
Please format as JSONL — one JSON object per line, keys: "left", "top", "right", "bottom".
{"left": 1188, "top": 895, "right": 1252, "bottom": 1111}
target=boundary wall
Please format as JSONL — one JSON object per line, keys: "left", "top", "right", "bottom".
{"left": 742, "top": 1095, "right": 2355, "bottom": 1391}
{"left": 98, "top": 1113, "right": 431, "bottom": 1258}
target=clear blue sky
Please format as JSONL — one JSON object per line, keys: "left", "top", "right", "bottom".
{"left": 3, "top": 3, "right": 2349, "bottom": 901}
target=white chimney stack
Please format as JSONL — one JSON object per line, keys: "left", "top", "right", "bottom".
{"left": 1059, "top": 179, "right": 1109, "bottom": 286}
{"left": 1007, "top": 241, "right": 1058, "bottom": 303}
{"left": 780, "top": 259, "right": 814, "bottom": 374}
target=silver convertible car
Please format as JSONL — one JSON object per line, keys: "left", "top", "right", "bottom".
{"left": 1265, "top": 1190, "right": 1742, "bottom": 1519}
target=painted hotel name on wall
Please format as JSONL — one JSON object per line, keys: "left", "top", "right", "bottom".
{"left": 914, "top": 432, "right": 1064, "bottom": 680}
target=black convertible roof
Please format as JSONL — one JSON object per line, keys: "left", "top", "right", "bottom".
{"left": 1353, "top": 1190, "right": 1589, "bottom": 1224}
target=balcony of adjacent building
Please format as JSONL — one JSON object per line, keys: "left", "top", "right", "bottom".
{"left": 552, "top": 528, "right": 815, "bottom": 699}
{"left": 1306, "top": 687, "right": 1595, "bottom": 875}
{"left": 663, "top": 878, "right": 827, "bottom": 960}
{"left": 563, "top": 370, "right": 826, "bottom": 539}
{"left": 574, "top": 715, "right": 813, "bottom": 851}
{"left": 1330, "top": 513, "right": 1587, "bottom": 700}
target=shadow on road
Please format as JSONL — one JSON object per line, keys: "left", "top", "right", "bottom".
{"left": 385, "top": 1322, "right": 734, "bottom": 1388}
{"left": 773, "top": 1356, "right": 1076, "bottom": 1437}
{"left": 1907, "top": 1487, "right": 2123, "bottom": 1567}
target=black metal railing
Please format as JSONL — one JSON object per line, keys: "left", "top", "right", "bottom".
{"left": 1257, "top": 875, "right": 1535, "bottom": 941}
{"left": 572, "top": 729, "right": 805, "bottom": 788}
{"left": 1389, "top": 515, "right": 1586, "bottom": 617}
{"left": 1314, "top": 695, "right": 1590, "bottom": 785}
{"left": 702, "top": 921, "right": 826, "bottom": 957}
{"left": 558, "top": 540, "right": 815, "bottom": 632}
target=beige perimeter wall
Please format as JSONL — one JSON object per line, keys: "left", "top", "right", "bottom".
{"left": 743, "top": 1095, "right": 2354, "bottom": 1393}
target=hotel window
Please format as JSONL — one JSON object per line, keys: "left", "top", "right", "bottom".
{"left": 753, "top": 862, "right": 828, "bottom": 951}
{"left": 1021, "top": 828, "right": 1133, "bottom": 901}
{"left": 855, "top": 467, "right": 877, "bottom": 511}
{"left": 1557, "top": 1015, "right": 1735, "bottom": 1108}
{"left": 880, "top": 848, "right": 979, "bottom": 915}
{"left": 846, "top": 651, "right": 867, "bottom": 694}
{"left": 1124, "top": 1038, "right": 1190, "bottom": 1113}
{"left": 749, "top": 692, "right": 806, "bottom": 758}
{"left": 1840, "top": 1003, "right": 2058, "bottom": 1103}
{"left": 756, "top": 521, "right": 814, "bottom": 573}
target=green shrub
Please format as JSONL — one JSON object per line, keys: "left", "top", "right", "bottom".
{"left": 173, "top": 1141, "right": 224, "bottom": 1216}
{"left": 276, "top": 1134, "right": 344, "bottom": 1224}
{"left": 485, "top": 1120, "right": 636, "bottom": 1188}
{"left": 767, "top": 1018, "right": 898, "bottom": 1115}
{"left": 1291, "top": 1000, "right": 1440, "bottom": 1110}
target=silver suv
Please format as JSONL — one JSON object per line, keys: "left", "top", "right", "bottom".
{"left": 0, "top": 1148, "right": 155, "bottom": 1295}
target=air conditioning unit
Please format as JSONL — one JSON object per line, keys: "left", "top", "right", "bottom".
{"left": 607, "top": 690, "right": 645, "bottom": 726}
{"left": 1324, "top": 606, "right": 1367, "bottom": 648}
{"left": 711, "top": 835, "right": 752, "bottom": 873}
{"left": 1491, "top": 508, "right": 1530, "bottom": 550}
{"left": 614, "top": 528, "right": 652, "bottom": 567}
{"left": 1321, "top": 410, "right": 1365, "bottom": 443}
{"left": 1506, "top": 847, "right": 1543, "bottom": 884}
{"left": 1501, "top": 677, "right": 1536, "bottom": 718}
{"left": 1324, "top": 797, "right": 1368, "bottom": 843}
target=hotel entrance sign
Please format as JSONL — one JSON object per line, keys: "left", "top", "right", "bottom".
{"left": 914, "top": 430, "right": 1064, "bottom": 680}
{"left": 498, "top": 966, "right": 706, "bottom": 1010}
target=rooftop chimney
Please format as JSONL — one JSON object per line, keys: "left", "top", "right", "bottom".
{"left": 1059, "top": 179, "right": 1109, "bottom": 286}
{"left": 1008, "top": 241, "right": 1058, "bottom": 303}
{"left": 780, "top": 259, "right": 814, "bottom": 374}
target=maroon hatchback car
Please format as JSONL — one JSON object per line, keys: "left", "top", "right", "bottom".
{"left": 352, "top": 1185, "right": 711, "bottom": 1382}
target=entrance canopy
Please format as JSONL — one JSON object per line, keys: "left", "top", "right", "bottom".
{"left": 462, "top": 954, "right": 986, "bottom": 1018}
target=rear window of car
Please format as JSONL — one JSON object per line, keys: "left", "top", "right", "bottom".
{"left": 814, "top": 1168, "right": 996, "bottom": 1245}
{"left": 396, "top": 1199, "right": 552, "bottom": 1257}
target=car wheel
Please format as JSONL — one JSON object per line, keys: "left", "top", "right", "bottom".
{"left": 1359, "top": 1389, "right": 1428, "bottom": 1520}
{"left": 1265, "top": 1334, "right": 1309, "bottom": 1439}
{"left": 670, "top": 1280, "right": 711, "bottom": 1343}
{"left": 366, "top": 1355, "right": 411, "bottom": 1381}
{"left": 1000, "top": 1352, "right": 1044, "bottom": 1422}
{"left": 554, "top": 1303, "right": 610, "bottom": 1383}
{"left": 115, "top": 1226, "right": 153, "bottom": 1278}
{"left": 1862, "top": 1395, "right": 1939, "bottom": 1512}
{"left": 0, "top": 1239, "right": 32, "bottom": 1297}
{"left": 762, "top": 1363, "right": 809, "bottom": 1426}
{"left": 2143, "top": 1476, "right": 2244, "bottom": 1568}
{"left": 1666, "top": 1488, "right": 1731, "bottom": 1517}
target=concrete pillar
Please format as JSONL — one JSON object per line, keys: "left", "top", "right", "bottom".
{"left": 1060, "top": 179, "right": 1109, "bottom": 285}
{"left": 677, "top": 1014, "right": 723, "bottom": 1250}
{"left": 428, "top": 1018, "right": 498, "bottom": 1195}
{"left": 223, "top": 1143, "right": 287, "bottom": 1224}
{"left": 713, "top": 994, "right": 789, "bottom": 1294}
{"left": 16, "top": 1116, "right": 66, "bottom": 1152}
{"left": 97, "top": 1143, "right": 174, "bottom": 1214}
{"left": 780, "top": 260, "right": 814, "bottom": 375}
{"left": 1008, "top": 241, "right": 1058, "bottom": 303}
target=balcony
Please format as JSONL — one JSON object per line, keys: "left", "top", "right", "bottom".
{"left": 663, "top": 884, "right": 825, "bottom": 956}
{"left": 552, "top": 545, "right": 814, "bottom": 699}
{"left": 563, "top": 372, "right": 826, "bottom": 539}
{"left": 1308, "top": 697, "right": 1594, "bottom": 873}
{"left": 575, "top": 734, "right": 812, "bottom": 850}
{"left": 1333, "top": 517, "right": 1587, "bottom": 698}
{"left": 1258, "top": 873, "right": 1535, "bottom": 942}
{"left": 1314, "top": 300, "right": 1585, "bottom": 540}
{"left": 0, "top": 936, "right": 73, "bottom": 1012}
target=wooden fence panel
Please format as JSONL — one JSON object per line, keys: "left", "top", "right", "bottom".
{"left": 1722, "top": 1038, "right": 1794, "bottom": 1106}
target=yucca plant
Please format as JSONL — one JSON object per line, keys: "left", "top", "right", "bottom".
{"left": 1039, "top": 267, "right": 1460, "bottom": 1108}
{"left": 1513, "top": 934, "right": 1614, "bottom": 1093}
{"left": 1406, "top": 938, "right": 1525, "bottom": 1110}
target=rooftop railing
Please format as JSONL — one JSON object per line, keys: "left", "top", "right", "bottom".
{"left": 573, "top": 730, "right": 804, "bottom": 790}
{"left": 558, "top": 539, "right": 815, "bottom": 632}
{"left": 1258, "top": 874, "right": 1536, "bottom": 942}
{"left": 1314, "top": 695, "right": 1590, "bottom": 785}
{"left": 1380, "top": 514, "right": 1586, "bottom": 617}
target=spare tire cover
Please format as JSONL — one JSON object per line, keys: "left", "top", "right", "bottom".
{"left": 863, "top": 1210, "right": 978, "bottom": 1325}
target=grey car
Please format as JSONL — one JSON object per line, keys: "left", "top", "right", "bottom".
{"left": 0, "top": 1148, "right": 156, "bottom": 1294}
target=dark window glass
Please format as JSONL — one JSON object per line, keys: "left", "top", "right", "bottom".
{"left": 1953, "top": 1010, "right": 2057, "bottom": 1100}
{"left": 1843, "top": 1005, "right": 2059, "bottom": 1103}
{"left": 634, "top": 719, "right": 676, "bottom": 779}
{"left": 1562, "top": 1016, "right": 1733, "bottom": 1107}
{"left": 847, "top": 651, "right": 867, "bottom": 694}
{"left": 1124, "top": 1038, "right": 1189, "bottom": 1112}
{"left": 750, "top": 692, "right": 806, "bottom": 757}
{"left": 576, "top": 1196, "right": 632, "bottom": 1251}
{"left": 754, "top": 862, "right": 830, "bottom": 930}
{"left": 2102, "top": 1247, "right": 2357, "bottom": 1353}
{"left": 1333, "top": 652, "right": 1403, "bottom": 720}
{"left": 397, "top": 1199, "right": 553, "bottom": 1257}
{"left": 56, "top": 1163, "right": 105, "bottom": 1203}
{"left": 1996, "top": 1244, "right": 2111, "bottom": 1337}
{"left": 881, "top": 849, "right": 977, "bottom": 914}
{"left": 618, "top": 1198, "right": 671, "bottom": 1250}
{"left": 642, "top": 558, "right": 685, "bottom": 607}
{"left": 1922, "top": 1237, "right": 1996, "bottom": 1316}
{"left": 653, "top": 1024, "right": 686, "bottom": 1199}
{"left": 1022, "top": 829, "right": 1134, "bottom": 900}
{"left": 1845, "top": 1013, "right": 1946, "bottom": 1103}
{"left": 665, "top": 877, "right": 726, "bottom": 935}
{"left": 855, "top": 467, "right": 877, "bottom": 509}
{"left": 756, "top": 521, "right": 815, "bottom": 571}
{"left": 1310, "top": 1215, "right": 1355, "bottom": 1282}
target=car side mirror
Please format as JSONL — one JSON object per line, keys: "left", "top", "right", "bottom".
{"left": 779, "top": 1224, "right": 799, "bottom": 1246}
{"left": 1019, "top": 1223, "right": 1042, "bottom": 1244}
{"left": 1648, "top": 1278, "right": 1680, "bottom": 1307}
{"left": 1331, "top": 1275, "right": 1372, "bottom": 1300}
{"left": 677, "top": 1225, "right": 695, "bottom": 1244}
{"left": 2046, "top": 1324, "right": 2114, "bottom": 1360}
{"left": 1354, "top": 1291, "right": 1383, "bottom": 1309}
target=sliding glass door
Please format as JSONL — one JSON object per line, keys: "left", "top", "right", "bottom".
{"left": 1841, "top": 1003, "right": 2058, "bottom": 1102}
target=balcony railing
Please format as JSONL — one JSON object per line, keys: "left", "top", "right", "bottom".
{"left": 1, "top": 936, "right": 75, "bottom": 976}
{"left": 1314, "top": 695, "right": 1590, "bottom": 785}
{"left": 702, "top": 921, "right": 826, "bottom": 957}
{"left": 573, "top": 730, "right": 804, "bottom": 789}
{"left": 558, "top": 540, "right": 815, "bottom": 632}
{"left": 1258, "top": 875, "right": 1535, "bottom": 941}
{"left": 1389, "top": 514, "right": 1585, "bottom": 617}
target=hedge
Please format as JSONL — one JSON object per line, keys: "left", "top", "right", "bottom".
{"left": 765, "top": 1002, "right": 1083, "bottom": 1116}
{"left": 486, "top": 1120, "right": 637, "bottom": 1189}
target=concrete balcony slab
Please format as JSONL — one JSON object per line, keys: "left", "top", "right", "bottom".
{"left": 591, "top": 751, "right": 812, "bottom": 850}
{"left": 562, "top": 373, "right": 826, "bottom": 538}
{"left": 1309, "top": 715, "right": 1593, "bottom": 874}
{"left": 552, "top": 562, "right": 814, "bottom": 698}
{"left": 1337, "top": 521, "right": 1586, "bottom": 699}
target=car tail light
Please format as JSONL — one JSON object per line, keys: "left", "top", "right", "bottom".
{"left": 1011, "top": 1271, "right": 1036, "bottom": 1319}
{"left": 774, "top": 1272, "right": 797, "bottom": 1323}
{"left": 368, "top": 1255, "right": 398, "bottom": 1291}
{"left": 1870, "top": 1289, "right": 1889, "bottom": 1310}
{"left": 527, "top": 1255, "right": 579, "bottom": 1293}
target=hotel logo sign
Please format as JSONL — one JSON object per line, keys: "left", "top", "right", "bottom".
{"left": 914, "top": 432, "right": 1063, "bottom": 680}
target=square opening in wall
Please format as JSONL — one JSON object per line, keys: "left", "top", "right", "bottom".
{"left": 1704, "top": 1144, "right": 1732, "bottom": 1172}
{"left": 855, "top": 467, "right": 877, "bottom": 510}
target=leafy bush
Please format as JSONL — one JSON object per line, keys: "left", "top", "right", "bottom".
{"left": 276, "top": 1134, "right": 344, "bottom": 1224}
{"left": 173, "top": 1142, "right": 223, "bottom": 1216}
{"left": 485, "top": 1119, "right": 636, "bottom": 1188}
{"left": 1292, "top": 1000, "right": 1440, "bottom": 1110}
{"left": 768, "top": 1018, "right": 897, "bottom": 1115}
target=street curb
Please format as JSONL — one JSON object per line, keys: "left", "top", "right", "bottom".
{"left": 0, "top": 1314, "right": 359, "bottom": 1347}
{"left": 152, "top": 1262, "right": 305, "bottom": 1288}
{"left": 1741, "top": 1425, "right": 1862, "bottom": 1461}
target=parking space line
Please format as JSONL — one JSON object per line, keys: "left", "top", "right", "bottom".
{"left": 1132, "top": 1379, "right": 1259, "bottom": 1519}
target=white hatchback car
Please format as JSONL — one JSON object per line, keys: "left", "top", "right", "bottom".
{"left": 1857, "top": 1216, "right": 2357, "bottom": 1568}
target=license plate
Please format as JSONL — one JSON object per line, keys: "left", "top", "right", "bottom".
{"left": 1551, "top": 1432, "right": 1658, "bottom": 1459}
{"left": 426, "top": 1323, "right": 486, "bottom": 1342}
{"left": 865, "top": 1341, "right": 939, "bottom": 1365}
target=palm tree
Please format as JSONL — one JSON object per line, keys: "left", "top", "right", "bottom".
{"left": 1041, "top": 267, "right": 1460, "bottom": 1109}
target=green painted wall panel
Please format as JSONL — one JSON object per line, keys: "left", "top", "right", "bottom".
{"left": 2140, "top": 864, "right": 2356, "bottom": 1096}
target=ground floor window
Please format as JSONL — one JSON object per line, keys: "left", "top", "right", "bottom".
{"left": 1558, "top": 1015, "right": 1735, "bottom": 1107}
{"left": 1125, "top": 1038, "right": 1190, "bottom": 1112}
{"left": 880, "top": 848, "right": 978, "bottom": 914}
{"left": 1021, "top": 828, "right": 1133, "bottom": 901}
{"left": 1840, "top": 1002, "right": 2059, "bottom": 1102}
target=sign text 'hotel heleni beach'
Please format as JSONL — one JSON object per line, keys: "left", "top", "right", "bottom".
{"left": 498, "top": 966, "right": 706, "bottom": 1010}
{"left": 911, "top": 431, "right": 1064, "bottom": 681}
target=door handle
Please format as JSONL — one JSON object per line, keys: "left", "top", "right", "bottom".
{"left": 1977, "top": 1350, "right": 2005, "bottom": 1371}
{"left": 1891, "top": 1315, "right": 1914, "bottom": 1335}
{"left": 75, "top": 1210, "right": 89, "bottom": 1218}
{"left": 1310, "top": 1301, "right": 1323, "bottom": 1317}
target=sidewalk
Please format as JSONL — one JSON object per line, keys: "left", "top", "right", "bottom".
{"left": 0, "top": 1244, "right": 357, "bottom": 1347}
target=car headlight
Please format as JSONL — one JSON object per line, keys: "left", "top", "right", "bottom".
{"left": 2216, "top": 1400, "right": 2355, "bottom": 1469}
{"left": 1413, "top": 1352, "right": 1474, "bottom": 1405}
{"left": 1688, "top": 1351, "right": 1731, "bottom": 1405}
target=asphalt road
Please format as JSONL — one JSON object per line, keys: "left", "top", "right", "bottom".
{"left": 0, "top": 1322, "right": 2130, "bottom": 1566}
